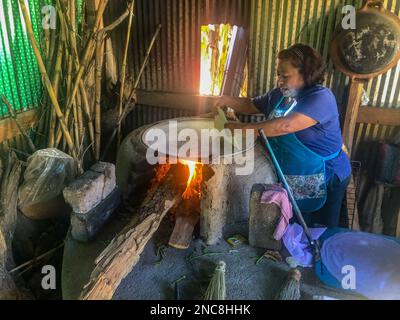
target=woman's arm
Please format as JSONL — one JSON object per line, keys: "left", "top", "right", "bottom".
{"left": 225, "top": 112, "right": 317, "bottom": 137}
{"left": 214, "top": 95, "right": 261, "bottom": 114}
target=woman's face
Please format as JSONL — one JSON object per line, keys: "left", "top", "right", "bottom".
{"left": 276, "top": 59, "right": 305, "bottom": 98}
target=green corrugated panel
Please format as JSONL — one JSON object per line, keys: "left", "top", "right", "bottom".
{"left": 0, "top": 0, "right": 84, "bottom": 118}
{"left": 0, "top": 0, "right": 42, "bottom": 116}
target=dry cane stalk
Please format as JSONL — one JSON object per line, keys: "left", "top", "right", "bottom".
{"left": 18, "top": 0, "right": 77, "bottom": 159}
{"left": 94, "top": 0, "right": 106, "bottom": 161}
{"left": 49, "top": 22, "right": 64, "bottom": 147}
{"left": 94, "top": 39, "right": 104, "bottom": 161}
{"left": 79, "top": 83, "right": 95, "bottom": 155}
{"left": 59, "top": 0, "right": 95, "bottom": 154}
{"left": 69, "top": 0, "right": 83, "bottom": 152}
{"left": 72, "top": 100, "right": 80, "bottom": 148}
{"left": 117, "top": 0, "right": 135, "bottom": 147}
{"left": 101, "top": 25, "right": 162, "bottom": 159}
{"left": 1, "top": 96, "right": 36, "bottom": 154}
{"left": 77, "top": 89, "right": 84, "bottom": 143}
{"left": 36, "top": 23, "right": 56, "bottom": 148}
{"left": 54, "top": 0, "right": 108, "bottom": 146}
{"left": 43, "top": 28, "right": 50, "bottom": 61}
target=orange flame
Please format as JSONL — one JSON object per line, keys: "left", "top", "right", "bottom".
{"left": 181, "top": 160, "right": 203, "bottom": 200}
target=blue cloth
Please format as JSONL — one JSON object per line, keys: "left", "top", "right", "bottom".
{"left": 252, "top": 85, "right": 352, "bottom": 182}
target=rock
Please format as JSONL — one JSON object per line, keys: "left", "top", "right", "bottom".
{"left": 20, "top": 194, "right": 71, "bottom": 220}
{"left": 248, "top": 184, "right": 282, "bottom": 250}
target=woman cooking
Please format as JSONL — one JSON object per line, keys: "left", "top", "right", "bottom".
{"left": 215, "top": 43, "right": 351, "bottom": 228}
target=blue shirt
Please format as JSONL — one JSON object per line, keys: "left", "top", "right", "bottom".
{"left": 252, "top": 85, "right": 352, "bottom": 182}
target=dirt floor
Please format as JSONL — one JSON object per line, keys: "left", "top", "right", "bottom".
{"left": 62, "top": 208, "right": 362, "bottom": 300}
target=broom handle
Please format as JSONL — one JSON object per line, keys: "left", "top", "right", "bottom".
{"left": 258, "top": 129, "right": 320, "bottom": 259}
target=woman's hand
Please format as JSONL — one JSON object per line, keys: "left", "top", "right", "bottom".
{"left": 213, "top": 96, "right": 231, "bottom": 114}
{"left": 213, "top": 95, "right": 260, "bottom": 115}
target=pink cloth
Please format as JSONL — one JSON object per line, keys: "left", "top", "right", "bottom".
{"left": 260, "top": 184, "right": 293, "bottom": 240}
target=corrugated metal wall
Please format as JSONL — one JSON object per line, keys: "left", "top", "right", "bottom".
{"left": 106, "top": 0, "right": 400, "bottom": 168}
{"left": 104, "top": 0, "right": 250, "bottom": 94}
{"left": 248, "top": 0, "right": 400, "bottom": 170}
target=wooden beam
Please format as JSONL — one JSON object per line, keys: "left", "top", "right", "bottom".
{"left": 342, "top": 79, "right": 364, "bottom": 154}
{"left": 0, "top": 110, "right": 38, "bottom": 143}
{"left": 139, "top": 90, "right": 400, "bottom": 128}
{"left": 136, "top": 90, "right": 218, "bottom": 114}
{"left": 357, "top": 106, "right": 400, "bottom": 126}
{"left": 136, "top": 90, "right": 259, "bottom": 117}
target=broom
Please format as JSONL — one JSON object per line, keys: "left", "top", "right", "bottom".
{"left": 274, "top": 268, "right": 302, "bottom": 300}
{"left": 204, "top": 261, "right": 226, "bottom": 300}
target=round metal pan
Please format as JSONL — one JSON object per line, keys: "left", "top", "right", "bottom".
{"left": 330, "top": 0, "right": 400, "bottom": 80}
{"left": 141, "top": 117, "right": 255, "bottom": 164}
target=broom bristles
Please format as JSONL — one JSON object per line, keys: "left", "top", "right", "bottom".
{"left": 204, "top": 261, "right": 226, "bottom": 300}
{"left": 275, "top": 268, "right": 301, "bottom": 300}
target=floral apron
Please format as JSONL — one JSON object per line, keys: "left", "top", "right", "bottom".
{"left": 268, "top": 96, "right": 341, "bottom": 212}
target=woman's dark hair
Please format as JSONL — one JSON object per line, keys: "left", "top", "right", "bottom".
{"left": 278, "top": 44, "right": 326, "bottom": 87}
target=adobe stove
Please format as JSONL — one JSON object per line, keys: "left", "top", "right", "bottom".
{"left": 116, "top": 117, "right": 277, "bottom": 247}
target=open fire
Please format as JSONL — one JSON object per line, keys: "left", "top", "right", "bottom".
{"left": 180, "top": 160, "right": 203, "bottom": 200}
{"left": 151, "top": 160, "right": 204, "bottom": 200}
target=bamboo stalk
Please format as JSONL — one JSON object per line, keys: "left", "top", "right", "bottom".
{"left": 93, "top": 0, "right": 106, "bottom": 161}
{"left": 101, "top": 25, "right": 162, "bottom": 160}
{"left": 37, "top": 25, "right": 56, "bottom": 150}
{"left": 69, "top": 0, "right": 81, "bottom": 151}
{"left": 56, "top": 1, "right": 95, "bottom": 154}
{"left": 117, "top": 1, "right": 135, "bottom": 147}
{"left": 72, "top": 101, "right": 80, "bottom": 148}
{"left": 43, "top": 28, "right": 50, "bottom": 62}
{"left": 79, "top": 82, "right": 95, "bottom": 155}
{"left": 55, "top": 50, "right": 73, "bottom": 150}
{"left": 77, "top": 89, "right": 84, "bottom": 143}
{"left": 9, "top": 243, "right": 64, "bottom": 274}
{"left": 1, "top": 96, "right": 36, "bottom": 153}
{"left": 54, "top": 0, "right": 108, "bottom": 147}
{"left": 59, "top": 0, "right": 79, "bottom": 69}
{"left": 67, "top": 0, "right": 107, "bottom": 113}
{"left": 18, "top": 0, "right": 77, "bottom": 159}
{"left": 49, "top": 24, "right": 64, "bottom": 147}
{"left": 94, "top": 39, "right": 104, "bottom": 161}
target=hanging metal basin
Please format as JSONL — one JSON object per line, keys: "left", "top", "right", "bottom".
{"left": 330, "top": 0, "right": 400, "bottom": 79}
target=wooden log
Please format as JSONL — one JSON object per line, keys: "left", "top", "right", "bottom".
{"left": 0, "top": 150, "right": 23, "bottom": 299}
{"left": 169, "top": 199, "right": 200, "bottom": 250}
{"left": 342, "top": 79, "right": 365, "bottom": 155}
{"left": 80, "top": 167, "right": 182, "bottom": 300}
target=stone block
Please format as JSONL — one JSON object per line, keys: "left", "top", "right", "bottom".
{"left": 70, "top": 188, "right": 121, "bottom": 242}
{"left": 63, "top": 162, "right": 116, "bottom": 214}
{"left": 249, "top": 184, "right": 282, "bottom": 250}
{"left": 90, "top": 162, "right": 116, "bottom": 199}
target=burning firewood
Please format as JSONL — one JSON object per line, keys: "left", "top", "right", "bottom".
{"left": 168, "top": 199, "right": 200, "bottom": 250}
{"left": 169, "top": 161, "right": 203, "bottom": 250}
{"left": 80, "top": 160, "right": 207, "bottom": 299}
{"left": 80, "top": 165, "right": 182, "bottom": 300}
